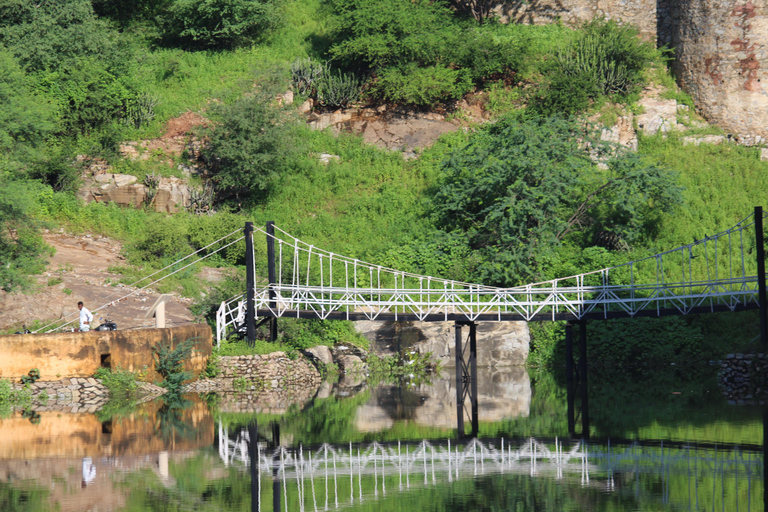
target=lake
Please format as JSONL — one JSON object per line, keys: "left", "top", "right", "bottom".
{"left": 0, "top": 365, "right": 763, "bottom": 512}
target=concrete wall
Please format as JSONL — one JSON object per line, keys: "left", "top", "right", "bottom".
{"left": 0, "top": 324, "right": 212, "bottom": 382}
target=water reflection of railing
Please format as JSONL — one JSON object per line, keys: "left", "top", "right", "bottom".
{"left": 217, "top": 422, "right": 764, "bottom": 512}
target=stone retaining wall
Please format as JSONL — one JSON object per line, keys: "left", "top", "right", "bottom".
{"left": 183, "top": 352, "right": 323, "bottom": 412}
{"left": 12, "top": 379, "right": 167, "bottom": 414}
{"left": 717, "top": 353, "right": 768, "bottom": 404}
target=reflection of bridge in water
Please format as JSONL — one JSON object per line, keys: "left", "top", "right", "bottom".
{"left": 217, "top": 421, "right": 764, "bottom": 512}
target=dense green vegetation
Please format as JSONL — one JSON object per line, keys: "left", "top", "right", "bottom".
{"left": 0, "top": 0, "right": 764, "bottom": 364}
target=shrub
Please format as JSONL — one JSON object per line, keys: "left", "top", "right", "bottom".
{"left": 316, "top": 69, "right": 362, "bottom": 109}
{"left": 153, "top": 338, "right": 196, "bottom": 389}
{"left": 535, "top": 18, "right": 658, "bottom": 115}
{"left": 93, "top": 366, "right": 139, "bottom": 399}
{"left": 0, "top": 378, "right": 31, "bottom": 418}
{"left": 0, "top": 49, "right": 55, "bottom": 162}
{"left": 374, "top": 64, "right": 472, "bottom": 107}
{"left": 204, "top": 90, "right": 301, "bottom": 202}
{"left": 163, "top": 0, "right": 283, "bottom": 50}
{"left": 327, "top": 0, "right": 458, "bottom": 71}
{"left": 0, "top": 178, "right": 50, "bottom": 291}
{"left": 0, "top": 0, "right": 122, "bottom": 73}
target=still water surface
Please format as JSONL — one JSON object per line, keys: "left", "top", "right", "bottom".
{"left": 0, "top": 366, "right": 763, "bottom": 512}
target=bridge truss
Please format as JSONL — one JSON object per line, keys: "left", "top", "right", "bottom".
{"left": 217, "top": 423, "right": 764, "bottom": 512}
{"left": 217, "top": 209, "right": 768, "bottom": 343}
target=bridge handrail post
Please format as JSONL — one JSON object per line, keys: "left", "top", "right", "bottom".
{"left": 755, "top": 206, "right": 767, "bottom": 347}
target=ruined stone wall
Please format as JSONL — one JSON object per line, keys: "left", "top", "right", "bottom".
{"left": 497, "top": 0, "right": 665, "bottom": 42}
{"left": 670, "top": 1, "right": 768, "bottom": 141}
{"left": 503, "top": 1, "right": 768, "bottom": 140}
{"left": 0, "top": 324, "right": 212, "bottom": 381}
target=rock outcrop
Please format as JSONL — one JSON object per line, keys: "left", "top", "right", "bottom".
{"left": 77, "top": 172, "right": 192, "bottom": 213}
{"left": 355, "top": 320, "right": 529, "bottom": 367}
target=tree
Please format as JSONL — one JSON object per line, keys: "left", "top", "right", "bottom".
{"left": 450, "top": 0, "right": 497, "bottom": 21}
{"left": 163, "top": 0, "right": 283, "bottom": 50}
{"left": 204, "top": 92, "right": 299, "bottom": 203}
{"left": 0, "top": 177, "right": 50, "bottom": 291}
{"left": 432, "top": 116, "right": 682, "bottom": 286}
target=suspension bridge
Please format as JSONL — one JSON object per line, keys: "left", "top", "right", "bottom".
{"left": 215, "top": 208, "right": 768, "bottom": 343}
{"left": 216, "top": 422, "right": 765, "bottom": 512}
{"left": 207, "top": 207, "right": 768, "bottom": 437}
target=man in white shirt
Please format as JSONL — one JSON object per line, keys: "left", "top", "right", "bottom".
{"left": 78, "top": 301, "right": 94, "bottom": 332}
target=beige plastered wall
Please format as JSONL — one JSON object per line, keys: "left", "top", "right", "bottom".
{"left": 0, "top": 324, "right": 212, "bottom": 382}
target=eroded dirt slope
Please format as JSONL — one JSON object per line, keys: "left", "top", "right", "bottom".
{"left": 0, "top": 232, "right": 201, "bottom": 332}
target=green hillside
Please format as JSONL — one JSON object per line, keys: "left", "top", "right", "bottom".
{"left": 2, "top": 0, "right": 766, "bottom": 361}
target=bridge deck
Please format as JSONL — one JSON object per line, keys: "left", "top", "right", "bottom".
{"left": 256, "top": 302, "right": 759, "bottom": 323}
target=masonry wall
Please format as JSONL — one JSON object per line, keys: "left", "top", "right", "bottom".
{"left": 670, "top": 0, "right": 768, "bottom": 142}
{"left": 0, "top": 324, "right": 212, "bottom": 382}
{"left": 497, "top": 0, "right": 664, "bottom": 41}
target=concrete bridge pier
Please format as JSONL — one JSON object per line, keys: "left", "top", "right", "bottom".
{"left": 454, "top": 321, "right": 478, "bottom": 437}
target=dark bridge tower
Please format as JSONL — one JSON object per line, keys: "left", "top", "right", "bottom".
{"left": 454, "top": 321, "right": 478, "bottom": 437}
{"left": 266, "top": 221, "right": 278, "bottom": 342}
{"left": 245, "top": 222, "right": 256, "bottom": 345}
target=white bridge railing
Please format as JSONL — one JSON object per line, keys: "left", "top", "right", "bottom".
{"left": 217, "top": 212, "right": 765, "bottom": 343}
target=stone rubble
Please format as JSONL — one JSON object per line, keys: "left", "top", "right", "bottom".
{"left": 717, "top": 353, "right": 767, "bottom": 405}
{"left": 11, "top": 378, "right": 168, "bottom": 414}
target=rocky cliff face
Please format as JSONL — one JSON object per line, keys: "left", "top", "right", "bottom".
{"left": 503, "top": 0, "right": 768, "bottom": 141}
{"left": 670, "top": 0, "right": 768, "bottom": 142}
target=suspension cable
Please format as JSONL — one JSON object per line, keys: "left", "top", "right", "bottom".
{"left": 38, "top": 235, "right": 245, "bottom": 333}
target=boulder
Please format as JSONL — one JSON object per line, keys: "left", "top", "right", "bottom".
{"left": 337, "top": 354, "right": 366, "bottom": 374}
{"left": 304, "top": 345, "right": 334, "bottom": 366}
{"left": 154, "top": 177, "right": 191, "bottom": 213}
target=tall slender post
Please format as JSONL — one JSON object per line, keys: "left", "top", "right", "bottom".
{"left": 267, "top": 222, "right": 278, "bottom": 342}
{"left": 245, "top": 222, "right": 256, "bottom": 346}
{"left": 565, "top": 322, "right": 575, "bottom": 435}
{"left": 579, "top": 320, "right": 590, "bottom": 438}
{"left": 248, "top": 420, "right": 260, "bottom": 512}
{"left": 469, "top": 322, "right": 478, "bottom": 437}
{"left": 756, "top": 207, "right": 767, "bottom": 347}
{"left": 271, "top": 421, "right": 281, "bottom": 512}
{"left": 763, "top": 408, "right": 768, "bottom": 512}
{"left": 454, "top": 322, "right": 464, "bottom": 438}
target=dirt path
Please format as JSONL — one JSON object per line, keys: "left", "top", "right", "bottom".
{"left": 0, "top": 231, "right": 200, "bottom": 332}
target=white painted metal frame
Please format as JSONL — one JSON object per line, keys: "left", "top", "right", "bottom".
{"left": 216, "top": 212, "right": 764, "bottom": 342}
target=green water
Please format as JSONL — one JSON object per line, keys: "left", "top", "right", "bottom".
{"left": 0, "top": 366, "right": 763, "bottom": 512}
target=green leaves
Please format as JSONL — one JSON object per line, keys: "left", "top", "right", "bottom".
{"left": 431, "top": 116, "right": 682, "bottom": 286}
{"left": 204, "top": 90, "right": 301, "bottom": 202}
{"left": 0, "top": 177, "right": 50, "bottom": 291}
{"left": 163, "top": 0, "right": 283, "bottom": 50}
